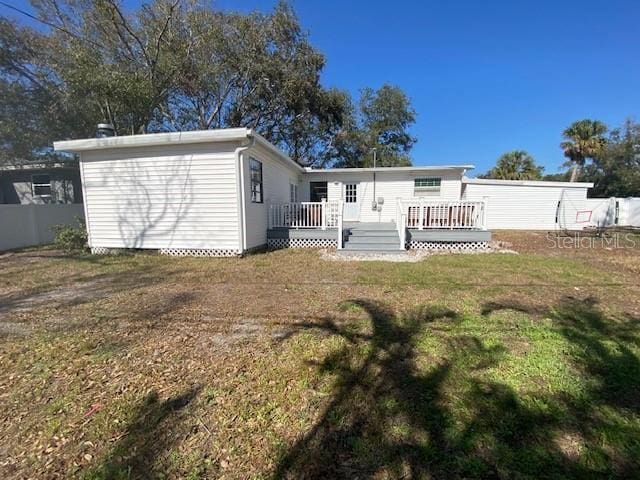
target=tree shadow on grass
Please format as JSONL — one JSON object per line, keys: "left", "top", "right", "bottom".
{"left": 483, "top": 296, "right": 640, "bottom": 413}
{"left": 84, "top": 386, "right": 201, "bottom": 480}
{"left": 274, "top": 298, "right": 640, "bottom": 479}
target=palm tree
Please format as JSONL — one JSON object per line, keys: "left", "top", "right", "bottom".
{"left": 561, "top": 120, "right": 608, "bottom": 182}
{"left": 481, "top": 150, "right": 543, "bottom": 180}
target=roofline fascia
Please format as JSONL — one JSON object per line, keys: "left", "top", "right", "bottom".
{"left": 53, "top": 128, "right": 252, "bottom": 153}
{"left": 462, "top": 176, "right": 594, "bottom": 188}
{"left": 303, "top": 165, "right": 475, "bottom": 174}
{"left": 247, "top": 130, "right": 305, "bottom": 173}
{"left": 52, "top": 128, "right": 306, "bottom": 174}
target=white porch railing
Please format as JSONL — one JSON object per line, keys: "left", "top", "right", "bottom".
{"left": 269, "top": 200, "right": 344, "bottom": 249}
{"left": 269, "top": 201, "right": 340, "bottom": 229}
{"left": 399, "top": 199, "right": 488, "bottom": 230}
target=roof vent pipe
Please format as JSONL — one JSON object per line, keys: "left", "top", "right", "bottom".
{"left": 96, "top": 123, "right": 115, "bottom": 138}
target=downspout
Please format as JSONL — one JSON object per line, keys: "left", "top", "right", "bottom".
{"left": 234, "top": 136, "right": 255, "bottom": 254}
{"left": 78, "top": 154, "right": 93, "bottom": 250}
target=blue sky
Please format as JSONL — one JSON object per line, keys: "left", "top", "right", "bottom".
{"left": 2, "top": 1, "right": 639, "bottom": 175}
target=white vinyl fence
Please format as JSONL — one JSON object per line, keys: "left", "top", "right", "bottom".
{"left": 618, "top": 198, "right": 640, "bottom": 227}
{"left": 0, "top": 204, "right": 85, "bottom": 251}
{"left": 580, "top": 197, "right": 640, "bottom": 229}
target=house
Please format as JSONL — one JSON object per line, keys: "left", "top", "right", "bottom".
{"left": 53, "top": 128, "right": 593, "bottom": 256}
{"left": 0, "top": 161, "right": 83, "bottom": 205}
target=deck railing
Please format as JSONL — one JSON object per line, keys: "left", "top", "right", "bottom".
{"left": 269, "top": 200, "right": 344, "bottom": 249}
{"left": 269, "top": 200, "right": 340, "bottom": 230}
{"left": 400, "top": 199, "right": 487, "bottom": 230}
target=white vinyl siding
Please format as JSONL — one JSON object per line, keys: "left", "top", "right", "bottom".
{"left": 301, "top": 170, "right": 463, "bottom": 223}
{"left": 80, "top": 143, "right": 240, "bottom": 250}
{"left": 462, "top": 182, "right": 589, "bottom": 230}
{"left": 242, "top": 143, "right": 302, "bottom": 250}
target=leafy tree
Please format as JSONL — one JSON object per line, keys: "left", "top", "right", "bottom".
{"left": 583, "top": 119, "right": 640, "bottom": 197}
{"left": 542, "top": 171, "right": 571, "bottom": 182}
{"left": 480, "top": 150, "right": 543, "bottom": 180}
{"left": 560, "top": 119, "right": 608, "bottom": 182}
{"left": 1, "top": 0, "right": 357, "bottom": 166}
{"left": 330, "top": 84, "right": 417, "bottom": 167}
{"left": 0, "top": 18, "right": 93, "bottom": 164}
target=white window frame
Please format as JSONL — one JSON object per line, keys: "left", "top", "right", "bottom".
{"left": 32, "top": 174, "right": 52, "bottom": 197}
{"left": 289, "top": 182, "right": 298, "bottom": 203}
{"left": 345, "top": 183, "right": 357, "bottom": 203}
{"left": 414, "top": 177, "right": 441, "bottom": 196}
{"left": 250, "top": 157, "right": 263, "bottom": 203}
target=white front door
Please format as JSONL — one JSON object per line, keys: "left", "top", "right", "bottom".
{"left": 343, "top": 183, "right": 360, "bottom": 221}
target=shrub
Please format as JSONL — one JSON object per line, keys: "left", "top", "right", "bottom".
{"left": 52, "top": 218, "right": 88, "bottom": 252}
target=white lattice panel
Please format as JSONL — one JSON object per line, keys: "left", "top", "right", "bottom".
{"left": 409, "top": 241, "right": 488, "bottom": 251}
{"left": 159, "top": 248, "right": 240, "bottom": 257}
{"left": 91, "top": 247, "right": 125, "bottom": 255}
{"left": 268, "top": 238, "right": 337, "bottom": 249}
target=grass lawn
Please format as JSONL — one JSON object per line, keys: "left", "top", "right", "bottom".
{"left": 1, "top": 231, "right": 640, "bottom": 479}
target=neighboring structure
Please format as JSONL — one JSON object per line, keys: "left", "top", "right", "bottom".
{"left": 461, "top": 177, "right": 594, "bottom": 230}
{"left": 54, "top": 128, "right": 595, "bottom": 257}
{"left": 0, "top": 161, "right": 83, "bottom": 205}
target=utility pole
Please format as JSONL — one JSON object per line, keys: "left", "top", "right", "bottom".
{"left": 372, "top": 148, "right": 377, "bottom": 210}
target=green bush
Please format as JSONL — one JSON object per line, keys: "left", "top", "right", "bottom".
{"left": 52, "top": 218, "right": 88, "bottom": 252}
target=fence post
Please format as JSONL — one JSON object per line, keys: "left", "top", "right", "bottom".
{"left": 268, "top": 204, "right": 273, "bottom": 229}
{"left": 482, "top": 196, "right": 489, "bottom": 230}
{"left": 419, "top": 203, "right": 424, "bottom": 230}
{"left": 321, "top": 198, "right": 326, "bottom": 230}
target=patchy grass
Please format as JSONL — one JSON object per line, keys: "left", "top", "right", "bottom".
{"left": 0, "top": 232, "right": 639, "bottom": 478}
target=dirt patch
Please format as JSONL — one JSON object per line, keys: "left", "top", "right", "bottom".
{"left": 0, "top": 278, "right": 115, "bottom": 315}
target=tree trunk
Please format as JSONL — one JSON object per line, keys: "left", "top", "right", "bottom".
{"left": 569, "top": 163, "right": 580, "bottom": 182}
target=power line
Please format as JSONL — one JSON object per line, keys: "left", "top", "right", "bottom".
{"left": 0, "top": 0, "right": 104, "bottom": 50}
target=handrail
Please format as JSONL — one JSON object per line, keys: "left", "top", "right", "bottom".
{"left": 400, "top": 199, "right": 488, "bottom": 230}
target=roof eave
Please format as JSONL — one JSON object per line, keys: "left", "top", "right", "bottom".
{"left": 462, "top": 177, "right": 594, "bottom": 188}
{"left": 248, "top": 130, "right": 305, "bottom": 173}
{"left": 304, "top": 165, "right": 475, "bottom": 174}
{"left": 53, "top": 128, "right": 251, "bottom": 153}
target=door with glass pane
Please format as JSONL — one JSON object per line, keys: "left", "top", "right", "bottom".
{"left": 343, "top": 183, "right": 360, "bottom": 221}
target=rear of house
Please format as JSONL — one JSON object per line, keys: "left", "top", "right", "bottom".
{"left": 55, "top": 127, "right": 598, "bottom": 257}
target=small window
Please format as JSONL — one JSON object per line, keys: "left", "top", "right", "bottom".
{"left": 310, "top": 182, "right": 327, "bottom": 202}
{"left": 250, "top": 158, "right": 263, "bottom": 203}
{"left": 414, "top": 177, "right": 441, "bottom": 196}
{"left": 289, "top": 183, "right": 298, "bottom": 203}
{"left": 345, "top": 183, "right": 357, "bottom": 203}
{"left": 32, "top": 174, "right": 52, "bottom": 197}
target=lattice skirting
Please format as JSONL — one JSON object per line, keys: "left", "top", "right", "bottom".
{"left": 91, "top": 247, "right": 126, "bottom": 255}
{"left": 268, "top": 238, "right": 337, "bottom": 249}
{"left": 408, "top": 241, "right": 489, "bottom": 251}
{"left": 159, "top": 248, "right": 240, "bottom": 257}
{"left": 91, "top": 246, "right": 240, "bottom": 257}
